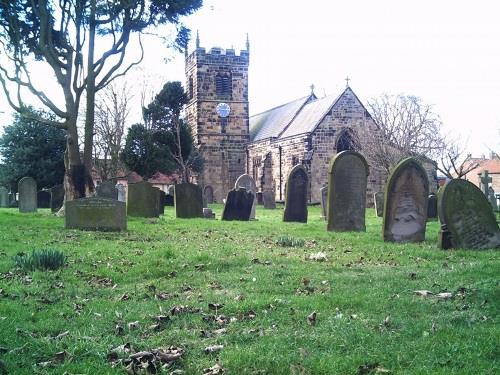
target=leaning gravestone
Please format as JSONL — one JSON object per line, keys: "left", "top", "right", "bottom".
{"left": 66, "top": 197, "right": 126, "bottom": 231}
{"left": 327, "top": 151, "right": 369, "bottom": 232}
{"left": 127, "top": 181, "right": 159, "bottom": 217}
{"left": 263, "top": 191, "right": 276, "bottom": 209}
{"left": 96, "top": 181, "right": 118, "bottom": 200}
{"left": 383, "top": 158, "right": 429, "bottom": 242}
{"left": 427, "top": 193, "right": 438, "bottom": 219}
{"left": 222, "top": 187, "right": 254, "bottom": 221}
{"left": 283, "top": 165, "right": 308, "bottom": 223}
{"left": 235, "top": 174, "right": 257, "bottom": 220}
{"left": 374, "top": 192, "right": 384, "bottom": 217}
{"left": 37, "top": 190, "right": 51, "bottom": 208}
{"left": 18, "top": 177, "right": 37, "bottom": 213}
{"left": 174, "top": 183, "right": 203, "bottom": 218}
{"left": 320, "top": 186, "right": 328, "bottom": 220}
{"left": 116, "top": 183, "right": 126, "bottom": 202}
{"left": 439, "top": 179, "right": 500, "bottom": 249}
{"left": 50, "top": 184, "right": 64, "bottom": 212}
{"left": 0, "top": 187, "right": 8, "bottom": 207}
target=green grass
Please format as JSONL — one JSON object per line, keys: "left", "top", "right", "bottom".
{"left": 0, "top": 205, "right": 498, "bottom": 374}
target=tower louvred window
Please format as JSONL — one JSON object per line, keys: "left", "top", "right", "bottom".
{"left": 216, "top": 73, "right": 232, "bottom": 97}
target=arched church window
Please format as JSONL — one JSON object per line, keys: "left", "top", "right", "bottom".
{"left": 336, "top": 129, "right": 357, "bottom": 152}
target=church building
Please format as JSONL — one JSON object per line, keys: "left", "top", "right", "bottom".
{"left": 185, "top": 37, "right": 386, "bottom": 205}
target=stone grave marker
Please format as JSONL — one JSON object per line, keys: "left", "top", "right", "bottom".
{"left": 203, "top": 207, "right": 215, "bottom": 219}
{"left": 383, "top": 158, "right": 429, "bottom": 242}
{"left": 488, "top": 187, "right": 498, "bottom": 211}
{"left": 374, "top": 192, "right": 384, "bottom": 217}
{"left": 283, "top": 165, "right": 308, "bottom": 223}
{"left": 37, "top": 190, "right": 51, "bottom": 208}
{"left": 96, "top": 181, "right": 118, "bottom": 200}
{"left": 204, "top": 185, "right": 214, "bottom": 205}
{"left": 174, "top": 183, "right": 203, "bottom": 218}
{"left": 165, "top": 185, "right": 175, "bottom": 206}
{"left": 116, "top": 183, "right": 126, "bottom": 202}
{"left": 235, "top": 174, "right": 257, "bottom": 219}
{"left": 427, "top": 193, "right": 438, "bottom": 219}
{"left": 438, "top": 179, "right": 500, "bottom": 249}
{"left": 320, "top": 186, "right": 328, "bottom": 220}
{"left": 50, "top": 184, "right": 64, "bottom": 212}
{"left": 222, "top": 187, "right": 254, "bottom": 221}
{"left": 256, "top": 192, "right": 263, "bottom": 205}
{"left": 18, "top": 177, "right": 37, "bottom": 212}
{"left": 327, "top": 151, "right": 369, "bottom": 232}
{"left": 263, "top": 191, "right": 276, "bottom": 209}
{"left": 158, "top": 190, "right": 166, "bottom": 215}
{"left": 127, "top": 181, "right": 159, "bottom": 217}
{"left": 479, "top": 170, "right": 492, "bottom": 196}
{"left": 0, "top": 187, "right": 8, "bottom": 207}
{"left": 66, "top": 197, "right": 126, "bottom": 231}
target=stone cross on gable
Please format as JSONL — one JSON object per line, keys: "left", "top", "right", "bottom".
{"left": 480, "top": 170, "right": 492, "bottom": 196}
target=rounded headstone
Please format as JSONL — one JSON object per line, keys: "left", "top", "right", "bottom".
{"left": 283, "top": 165, "right": 308, "bottom": 223}
{"left": 18, "top": 177, "right": 37, "bottom": 213}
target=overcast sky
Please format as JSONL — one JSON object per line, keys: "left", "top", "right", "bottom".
{"left": 1, "top": 0, "right": 499, "bottom": 156}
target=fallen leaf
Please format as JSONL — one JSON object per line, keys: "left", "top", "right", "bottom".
{"left": 307, "top": 252, "right": 328, "bottom": 262}
{"left": 307, "top": 311, "right": 317, "bottom": 326}
{"left": 127, "top": 321, "right": 139, "bottom": 330}
{"left": 119, "top": 294, "right": 130, "bottom": 301}
{"left": 208, "top": 303, "right": 224, "bottom": 311}
{"left": 203, "top": 363, "right": 225, "bottom": 375}
{"left": 414, "top": 290, "right": 434, "bottom": 297}
{"left": 204, "top": 345, "right": 224, "bottom": 354}
{"left": 435, "top": 292, "right": 453, "bottom": 300}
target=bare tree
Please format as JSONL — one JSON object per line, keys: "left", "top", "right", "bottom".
{"left": 360, "top": 94, "right": 445, "bottom": 174}
{"left": 93, "top": 83, "right": 131, "bottom": 181}
{"left": 436, "top": 137, "right": 480, "bottom": 179}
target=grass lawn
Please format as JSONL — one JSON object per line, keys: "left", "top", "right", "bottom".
{"left": 0, "top": 205, "right": 498, "bottom": 374}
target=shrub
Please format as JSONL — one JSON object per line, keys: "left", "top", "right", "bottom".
{"left": 276, "top": 236, "right": 305, "bottom": 247}
{"left": 14, "top": 249, "right": 65, "bottom": 271}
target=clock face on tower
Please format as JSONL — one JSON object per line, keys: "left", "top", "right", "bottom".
{"left": 216, "top": 102, "right": 231, "bottom": 118}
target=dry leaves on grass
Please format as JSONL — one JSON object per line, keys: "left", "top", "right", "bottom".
{"left": 307, "top": 311, "right": 317, "bottom": 326}
{"left": 204, "top": 345, "right": 224, "bottom": 354}
{"left": 414, "top": 290, "right": 454, "bottom": 300}
{"left": 108, "top": 345, "right": 184, "bottom": 374}
{"left": 203, "top": 363, "right": 225, "bottom": 375}
{"left": 358, "top": 362, "right": 391, "bottom": 374}
{"left": 306, "top": 252, "right": 328, "bottom": 262}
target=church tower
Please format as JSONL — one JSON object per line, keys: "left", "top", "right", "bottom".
{"left": 185, "top": 34, "right": 250, "bottom": 202}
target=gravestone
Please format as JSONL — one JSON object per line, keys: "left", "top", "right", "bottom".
{"left": 65, "top": 197, "right": 126, "bottom": 231}
{"left": 204, "top": 185, "right": 214, "bottom": 205}
{"left": 222, "top": 187, "right": 254, "bottom": 221}
{"left": 374, "top": 192, "right": 384, "bottom": 217}
{"left": 438, "top": 179, "right": 500, "bottom": 249}
{"left": 383, "top": 158, "right": 429, "bottom": 242}
{"left": 327, "top": 151, "right": 369, "bottom": 232}
{"left": 427, "top": 193, "right": 438, "bottom": 219}
{"left": 174, "top": 183, "right": 203, "bottom": 218}
{"left": 18, "top": 177, "right": 37, "bottom": 213}
{"left": 488, "top": 187, "right": 498, "bottom": 211}
{"left": 320, "top": 186, "right": 328, "bottom": 220}
{"left": 96, "top": 181, "right": 118, "bottom": 200}
{"left": 263, "top": 191, "right": 276, "bottom": 209}
{"left": 203, "top": 207, "right": 215, "bottom": 219}
{"left": 116, "top": 183, "right": 126, "bottom": 202}
{"left": 127, "top": 181, "right": 159, "bottom": 217}
{"left": 283, "top": 165, "right": 308, "bottom": 223}
{"left": 165, "top": 185, "right": 175, "bottom": 206}
{"left": 256, "top": 192, "right": 263, "bottom": 205}
{"left": 37, "top": 190, "right": 51, "bottom": 208}
{"left": 158, "top": 190, "right": 166, "bottom": 215}
{"left": 0, "top": 187, "right": 8, "bottom": 207}
{"left": 235, "top": 174, "right": 257, "bottom": 219}
{"left": 50, "top": 185, "right": 64, "bottom": 212}
{"left": 479, "top": 170, "right": 492, "bottom": 196}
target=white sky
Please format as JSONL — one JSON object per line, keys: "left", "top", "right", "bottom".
{"left": 1, "top": 0, "right": 499, "bottom": 156}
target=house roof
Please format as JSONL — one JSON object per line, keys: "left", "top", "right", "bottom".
{"left": 462, "top": 157, "right": 500, "bottom": 175}
{"left": 148, "top": 172, "right": 179, "bottom": 184}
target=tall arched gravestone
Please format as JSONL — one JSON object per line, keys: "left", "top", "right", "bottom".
{"left": 18, "top": 177, "right": 37, "bottom": 213}
{"left": 174, "top": 183, "right": 203, "bottom": 218}
{"left": 235, "top": 174, "right": 257, "bottom": 220}
{"left": 439, "top": 179, "right": 500, "bottom": 249}
{"left": 283, "top": 165, "right": 308, "bottom": 223}
{"left": 383, "top": 158, "right": 429, "bottom": 242}
{"left": 327, "top": 151, "right": 369, "bottom": 232}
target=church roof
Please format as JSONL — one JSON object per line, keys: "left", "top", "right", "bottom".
{"left": 249, "top": 88, "right": 348, "bottom": 141}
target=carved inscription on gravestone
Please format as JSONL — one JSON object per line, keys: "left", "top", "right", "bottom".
{"left": 383, "top": 158, "right": 429, "bottom": 242}
{"left": 327, "top": 151, "right": 369, "bottom": 231}
{"left": 283, "top": 165, "right": 308, "bottom": 223}
{"left": 66, "top": 197, "right": 126, "bottom": 231}
{"left": 439, "top": 179, "right": 500, "bottom": 249}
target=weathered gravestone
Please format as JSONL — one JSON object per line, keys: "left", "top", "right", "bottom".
{"left": 427, "top": 193, "right": 438, "bottom": 219}
{"left": 256, "top": 192, "right": 263, "bottom": 205}
{"left": 174, "top": 183, "right": 203, "bottom": 218}
{"left": 320, "top": 186, "right": 328, "bottom": 220}
{"left": 222, "top": 187, "right": 254, "bottom": 221}
{"left": 0, "top": 187, "right": 8, "bottom": 208}
{"left": 203, "top": 207, "right": 216, "bottom": 219}
{"left": 439, "top": 179, "right": 500, "bottom": 249}
{"left": 383, "top": 158, "right": 429, "bottom": 242}
{"left": 488, "top": 187, "right": 498, "bottom": 211}
{"left": 283, "top": 165, "right": 308, "bottom": 223}
{"left": 158, "top": 190, "right": 166, "bottom": 215}
{"left": 204, "top": 185, "right": 214, "bottom": 205}
{"left": 50, "top": 185, "right": 64, "bottom": 212}
{"left": 374, "top": 192, "right": 384, "bottom": 217}
{"left": 327, "top": 151, "right": 369, "bottom": 232}
{"left": 96, "top": 181, "right": 118, "bottom": 200}
{"left": 127, "top": 181, "right": 159, "bottom": 217}
{"left": 116, "top": 183, "right": 126, "bottom": 202}
{"left": 263, "top": 191, "right": 276, "bottom": 209}
{"left": 235, "top": 174, "right": 257, "bottom": 219}
{"left": 65, "top": 197, "right": 126, "bottom": 231}
{"left": 18, "top": 177, "right": 37, "bottom": 213}
{"left": 37, "top": 190, "right": 51, "bottom": 208}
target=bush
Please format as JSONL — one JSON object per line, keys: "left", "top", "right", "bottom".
{"left": 276, "top": 236, "right": 305, "bottom": 247}
{"left": 14, "top": 249, "right": 65, "bottom": 271}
